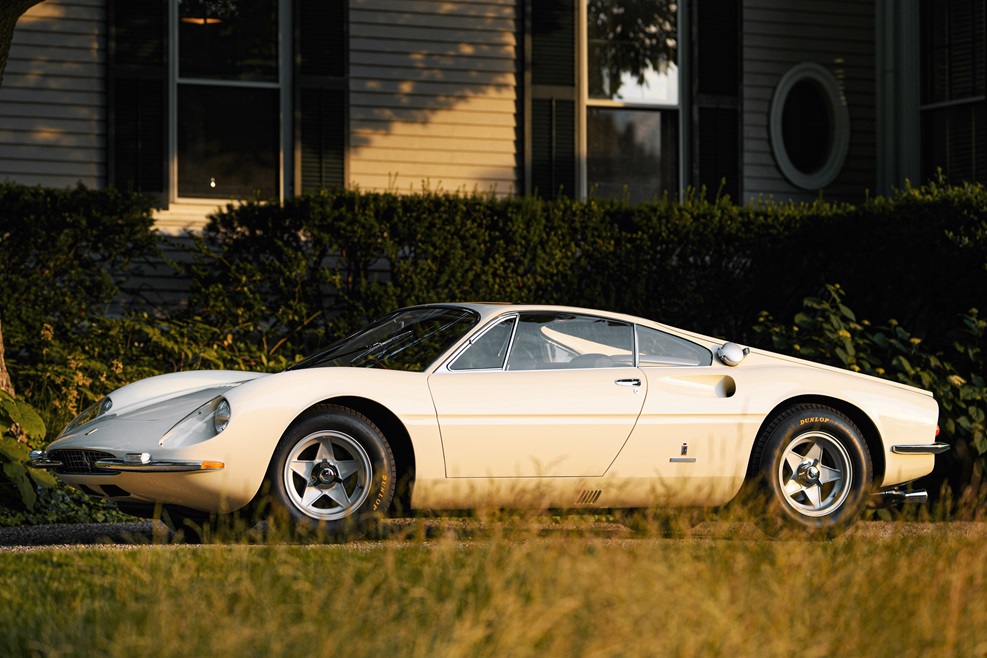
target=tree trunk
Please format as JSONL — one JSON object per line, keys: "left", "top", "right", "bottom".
{"left": 0, "top": 1, "right": 46, "bottom": 88}
{"left": 0, "top": 319, "right": 14, "bottom": 397}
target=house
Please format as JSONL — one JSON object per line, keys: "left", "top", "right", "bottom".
{"left": 0, "top": 0, "right": 982, "bottom": 232}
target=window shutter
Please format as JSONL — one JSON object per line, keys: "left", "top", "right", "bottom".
{"left": 296, "top": 0, "right": 346, "bottom": 192}
{"left": 693, "top": 0, "right": 740, "bottom": 199}
{"left": 921, "top": 0, "right": 987, "bottom": 184}
{"left": 529, "top": 0, "right": 576, "bottom": 199}
{"left": 531, "top": 98, "right": 575, "bottom": 198}
{"left": 107, "top": 0, "right": 167, "bottom": 195}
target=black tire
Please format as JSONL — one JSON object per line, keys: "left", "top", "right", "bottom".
{"left": 266, "top": 405, "right": 396, "bottom": 539}
{"left": 750, "top": 404, "right": 872, "bottom": 538}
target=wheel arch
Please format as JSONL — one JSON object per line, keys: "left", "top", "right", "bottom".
{"left": 294, "top": 395, "right": 418, "bottom": 515}
{"left": 747, "top": 395, "right": 885, "bottom": 485}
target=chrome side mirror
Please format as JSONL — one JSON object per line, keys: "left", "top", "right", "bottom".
{"left": 717, "top": 342, "right": 750, "bottom": 367}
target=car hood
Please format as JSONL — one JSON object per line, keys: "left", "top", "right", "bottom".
{"left": 53, "top": 370, "right": 268, "bottom": 446}
{"left": 104, "top": 370, "right": 268, "bottom": 417}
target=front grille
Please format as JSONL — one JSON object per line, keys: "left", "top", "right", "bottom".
{"left": 48, "top": 449, "right": 115, "bottom": 475}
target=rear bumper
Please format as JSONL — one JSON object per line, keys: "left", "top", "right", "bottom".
{"left": 891, "top": 442, "right": 950, "bottom": 455}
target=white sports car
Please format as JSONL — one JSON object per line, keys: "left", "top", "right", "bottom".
{"left": 30, "top": 304, "right": 947, "bottom": 537}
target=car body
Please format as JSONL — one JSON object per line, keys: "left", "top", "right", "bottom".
{"left": 30, "top": 303, "right": 948, "bottom": 536}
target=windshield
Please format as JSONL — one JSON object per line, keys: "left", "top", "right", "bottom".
{"left": 289, "top": 307, "right": 479, "bottom": 372}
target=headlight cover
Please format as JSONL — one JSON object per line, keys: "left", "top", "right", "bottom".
{"left": 62, "top": 396, "right": 114, "bottom": 434}
{"left": 160, "top": 396, "right": 231, "bottom": 447}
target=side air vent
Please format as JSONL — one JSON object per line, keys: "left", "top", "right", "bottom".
{"left": 576, "top": 490, "right": 602, "bottom": 505}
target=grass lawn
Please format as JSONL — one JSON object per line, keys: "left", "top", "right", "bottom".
{"left": 1, "top": 520, "right": 985, "bottom": 657}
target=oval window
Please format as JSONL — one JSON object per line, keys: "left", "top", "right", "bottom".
{"left": 769, "top": 63, "right": 850, "bottom": 190}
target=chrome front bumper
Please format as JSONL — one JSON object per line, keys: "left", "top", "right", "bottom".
{"left": 29, "top": 450, "right": 224, "bottom": 473}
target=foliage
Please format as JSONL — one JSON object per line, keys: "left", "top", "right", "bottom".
{"left": 0, "top": 389, "right": 53, "bottom": 515}
{"left": 16, "top": 315, "right": 293, "bottom": 439}
{"left": 755, "top": 284, "right": 987, "bottom": 506}
{"left": 0, "top": 183, "right": 159, "bottom": 366}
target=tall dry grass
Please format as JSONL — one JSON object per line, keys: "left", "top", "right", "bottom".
{"left": 1, "top": 517, "right": 986, "bottom": 657}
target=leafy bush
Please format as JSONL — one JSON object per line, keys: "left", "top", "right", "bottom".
{"left": 16, "top": 315, "right": 293, "bottom": 439}
{"left": 755, "top": 284, "right": 987, "bottom": 508}
{"left": 0, "top": 389, "right": 54, "bottom": 516}
{"left": 0, "top": 183, "right": 159, "bottom": 368}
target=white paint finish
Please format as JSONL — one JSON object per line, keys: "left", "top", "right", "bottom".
{"left": 428, "top": 368, "right": 646, "bottom": 477}
{"left": 0, "top": 0, "right": 105, "bottom": 189}
{"left": 348, "top": 0, "right": 519, "bottom": 195}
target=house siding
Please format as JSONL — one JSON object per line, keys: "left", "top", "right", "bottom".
{"left": 348, "top": 0, "right": 520, "bottom": 195}
{"left": 0, "top": 0, "right": 106, "bottom": 189}
{"left": 741, "top": 0, "right": 876, "bottom": 202}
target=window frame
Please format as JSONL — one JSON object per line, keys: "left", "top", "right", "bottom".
{"left": 577, "top": 0, "right": 686, "bottom": 199}
{"left": 167, "top": 0, "right": 293, "bottom": 205}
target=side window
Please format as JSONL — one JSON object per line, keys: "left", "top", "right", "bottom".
{"left": 636, "top": 325, "right": 712, "bottom": 367}
{"left": 449, "top": 317, "right": 516, "bottom": 371}
{"left": 507, "top": 314, "right": 633, "bottom": 371}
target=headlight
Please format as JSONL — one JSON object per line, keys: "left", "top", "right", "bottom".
{"left": 63, "top": 396, "right": 114, "bottom": 434}
{"left": 160, "top": 396, "right": 231, "bottom": 447}
{"left": 214, "top": 398, "right": 231, "bottom": 434}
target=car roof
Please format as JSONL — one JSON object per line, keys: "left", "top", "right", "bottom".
{"left": 406, "top": 302, "right": 722, "bottom": 347}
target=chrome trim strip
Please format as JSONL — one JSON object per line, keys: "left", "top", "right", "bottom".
{"left": 669, "top": 457, "right": 697, "bottom": 463}
{"left": 891, "top": 443, "right": 950, "bottom": 455}
{"left": 27, "top": 451, "right": 62, "bottom": 469}
{"left": 94, "top": 459, "right": 224, "bottom": 473}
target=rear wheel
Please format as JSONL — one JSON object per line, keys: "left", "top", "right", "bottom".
{"left": 751, "top": 404, "right": 872, "bottom": 538}
{"left": 267, "top": 405, "right": 396, "bottom": 539}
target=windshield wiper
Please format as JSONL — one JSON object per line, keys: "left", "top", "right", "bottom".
{"left": 349, "top": 330, "right": 414, "bottom": 365}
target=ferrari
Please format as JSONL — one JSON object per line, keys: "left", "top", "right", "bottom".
{"left": 30, "top": 304, "right": 948, "bottom": 537}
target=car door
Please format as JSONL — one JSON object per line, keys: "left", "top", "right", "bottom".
{"left": 427, "top": 312, "right": 647, "bottom": 478}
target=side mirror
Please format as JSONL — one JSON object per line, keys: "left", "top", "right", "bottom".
{"left": 716, "top": 342, "right": 750, "bottom": 367}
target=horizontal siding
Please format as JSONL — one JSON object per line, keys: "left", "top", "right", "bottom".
{"left": 348, "top": 0, "right": 519, "bottom": 194}
{"left": 742, "top": 0, "right": 876, "bottom": 203}
{"left": 0, "top": 0, "right": 105, "bottom": 189}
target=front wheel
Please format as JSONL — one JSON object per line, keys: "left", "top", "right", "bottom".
{"left": 751, "top": 405, "right": 872, "bottom": 538}
{"left": 267, "top": 405, "right": 396, "bottom": 539}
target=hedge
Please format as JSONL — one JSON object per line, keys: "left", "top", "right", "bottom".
{"left": 180, "top": 179, "right": 987, "bottom": 369}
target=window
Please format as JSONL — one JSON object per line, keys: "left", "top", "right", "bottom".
{"left": 506, "top": 314, "right": 634, "bottom": 371}
{"left": 920, "top": 0, "right": 987, "bottom": 184}
{"left": 175, "top": 0, "right": 282, "bottom": 200}
{"left": 108, "top": 0, "right": 345, "bottom": 208}
{"left": 449, "top": 317, "right": 517, "bottom": 371}
{"left": 768, "top": 63, "right": 850, "bottom": 191}
{"left": 527, "top": 0, "right": 681, "bottom": 202}
{"left": 584, "top": 0, "right": 679, "bottom": 202}
{"left": 636, "top": 325, "right": 711, "bottom": 367}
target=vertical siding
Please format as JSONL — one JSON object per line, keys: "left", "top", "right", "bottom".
{"left": 348, "top": 0, "right": 519, "bottom": 194}
{"left": 741, "top": 0, "right": 876, "bottom": 202}
{"left": 0, "top": 0, "right": 106, "bottom": 189}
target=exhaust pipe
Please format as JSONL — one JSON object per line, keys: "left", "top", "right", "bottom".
{"left": 871, "top": 488, "right": 928, "bottom": 508}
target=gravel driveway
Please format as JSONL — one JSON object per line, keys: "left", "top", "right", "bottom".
{"left": 0, "top": 521, "right": 164, "bottom": 551}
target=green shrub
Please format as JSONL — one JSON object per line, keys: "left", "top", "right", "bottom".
{"left": 0, "top": 183, "right": 159, "bottom": 368}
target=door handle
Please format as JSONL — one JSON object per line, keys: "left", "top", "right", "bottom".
{"left": 614, "top": 378, "right": 641, "bottom": 387}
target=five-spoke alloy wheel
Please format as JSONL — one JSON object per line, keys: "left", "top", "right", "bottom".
{"left": 268, "top": 405, "right": 396, "bottom": 538}
{"left": 753, "top": 404, "right": 872, "bottom": 537}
